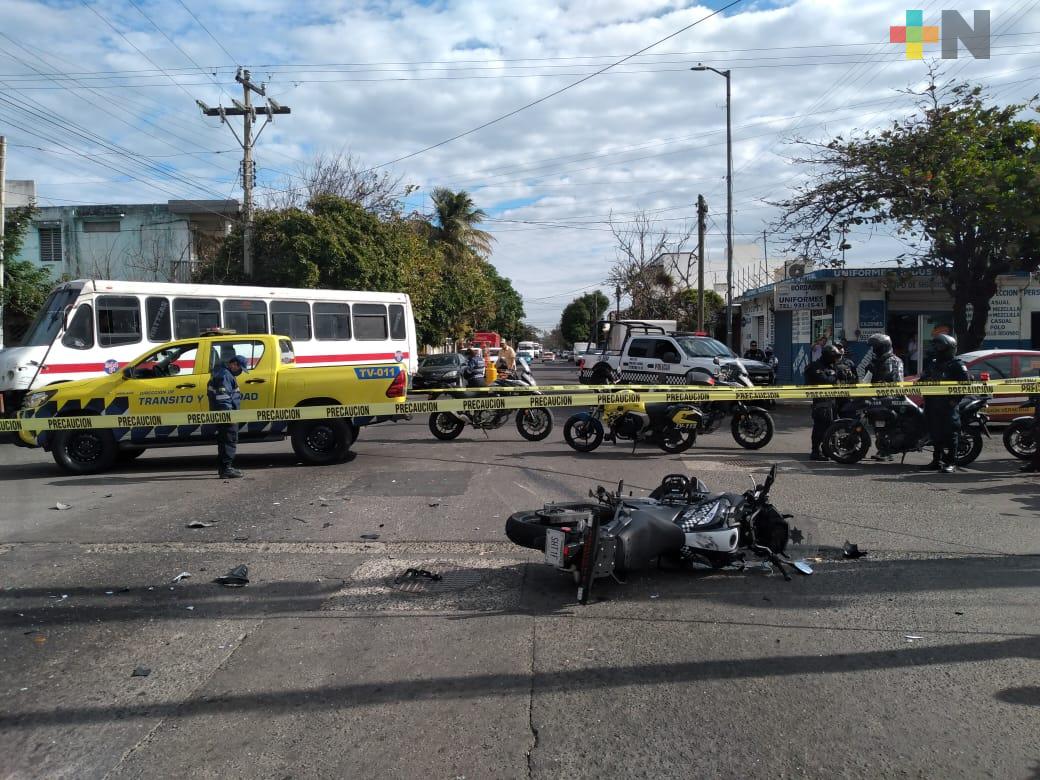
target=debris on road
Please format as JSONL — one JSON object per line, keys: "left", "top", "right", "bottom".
{"left": 131, "top": 666, "right": 151, "bottom": 677}
{"left": 429, "top": 502, "right": 441, "bottom": 508}
{"left": 322, "top": 522, "right": 332, "bottom": 529}
{"left": 843, "top": 541, "right": 868, "bottom": 559}
{"left": 905, "top": 635, "right": 923, "bottom": 641}
{"left": 394, "top": 568, "right": 442, "bottom": 584}
{"left": 171, "top": 572, "right": 192, "bottom": 583}
{"left": 214, "top": 565, "right": 249, "bottom": 587}
{"left": 186, "top": 521, "right": 216, "bottom": 528}
{"left": 360, "top": 533, "right": 380, "bottom": 540}
{"left": 53, "top": 502, "right": 71, "bottom": 511}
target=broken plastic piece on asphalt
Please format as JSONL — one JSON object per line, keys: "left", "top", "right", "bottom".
{"left": 214, "top": 564, "right": 249, "bottom": 587}
{"left": 105, "top": 591, "right": 114, "bottom": 596}
{"left": 53, "top": 502, "right": 71, "bottom": 511}
{"left": 186, "top": 521, "right": 216, "bottom": 528}
{"left": 131, "top": 666, "right": 151, "bottom": 677}
{"left": 650, "top": 594, "right": 660, "bottom": 599}
{"left": 395, "top": 568, "right": 442, "bottom": 584}
{"left": 186, "top": 606, "right": 195, "bottom": 610}
{"left": 360, "top": 533, "right": 380, "bottom": 540}
{"left": 905, "top": 635, "right": 923, "bottom": 641}
{"left": 171, "top": 572, "right": 191, "bottom": 583}
{"left": 322, "top": 522, "right": 332, "bottom": 529}
{"left": 428, "top": 502, "right": 440, "bottom": 507}
{"left": 842, "top": 541, "right": 868, "bottom": 559}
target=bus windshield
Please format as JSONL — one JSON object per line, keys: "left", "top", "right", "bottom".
{"left": 21, "top": 288, "right": 79, "bottom": 347}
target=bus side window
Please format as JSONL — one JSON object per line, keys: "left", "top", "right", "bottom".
{"left": 173, "top": 298, "right": 220, "bottom": 339}
{"left": 314, "top": 303, "right": 351, "bottom": 340}
{"left": 389, "top": 304, "right": 406, "bottom": 341}
{"left": 353, "top": 303, "right": 388, "bottom": 340}
{"left": 97, "top": 295, "right": 142, "bottom": 347}
{"left": 146, "top": 297, "right": 171, "bottom": 342}
{"left": 271, "top": 301, "right": 312, "bottom": 341}
{"left": 61, "top": 304, "right": 94, "bottom": 350}
{"left": 224, "top": 299, "right": 268, "bottom": 334}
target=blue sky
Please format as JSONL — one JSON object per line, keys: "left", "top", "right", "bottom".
{"left": 2, "top": 0, "right": 1038, "bottom": 327}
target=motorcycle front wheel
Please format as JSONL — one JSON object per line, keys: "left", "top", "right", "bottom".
{"left": 428, "top": 412, "right": 465, "bottom": 440}
{"left": 731, "top": 408, "right": 775, "bottom": 450}
{"left": 954, "top": 431, "right": 984, "bottom": 466}
{"left": 822, "top": 421, "right": 871, "bottom": 464}
{"left": 563, "top": 416, "right": 604, "bottom": 452}
{"left": 656, "top": 423, "right": 697, "bottom": 454}
{"left": 1002, "top": 418, "right": 1035, "bottom": 460}
{"left": 516, "top": 408, "right": 553, "bottom": 441}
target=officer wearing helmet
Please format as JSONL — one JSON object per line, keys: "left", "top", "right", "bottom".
{"left": 864, "top": 333, "right": 904, "bottom": 384}
{"left": 918, "top": 333, "right": 969, "bottom": 473}
{"left": 805, "top": 343, "right": 846, "bottom": 461}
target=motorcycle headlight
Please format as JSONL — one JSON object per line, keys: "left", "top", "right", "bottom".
{"left": 444, "top": 370, "right": 459, "bottom": 378}
{"left": 23, "top": 390, "right": 54, "bottom": 409}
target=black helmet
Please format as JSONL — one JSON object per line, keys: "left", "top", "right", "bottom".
{"left": 932, "top": 333, "right": 957, "bottom": 357}
{"left": 868, "top": 333, "right": 892, "bottom": 356}
{"left": 821, "top": 344, "right": 841, "bottom": 364}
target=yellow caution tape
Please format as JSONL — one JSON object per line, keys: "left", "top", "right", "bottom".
{"left": 7, "top": 379, "right": 1036, "bottom": 434}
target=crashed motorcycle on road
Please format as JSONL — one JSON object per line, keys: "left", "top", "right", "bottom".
{"left": 505, "top": 465, "right": 811, "bottom": 604}
{"left": 426, "top": 361, "right": 553, "bottom": 442}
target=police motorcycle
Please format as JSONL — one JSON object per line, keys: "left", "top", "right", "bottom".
{"left": 822, "top": 393, "right": 990, "bottom": 466}
{"left": 505, "top": 465, "right": 812, "bottom": 604}
{"left": 687, "top": 358, "right": 775, "bottom": 450}
{"left": 1002, "top": 396, "right": 1040, "bottom": 460}
{"left": 427, "top": 359, "right": 553, "bottom": 442}
{"left": 562, "top": 391, "right": 701, "bottom": 454}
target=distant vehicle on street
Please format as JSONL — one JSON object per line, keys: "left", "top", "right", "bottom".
{"left": 541, "top": 351, "right": 556, "bottom": 362}
{"left": 518, "top": 349, "right": 536, "bottom": 363}
{"left": 906, "top": 348, "right": 1040, "bottom": 421}
{"left": 0, "top": 279, "right": 418, "bottom": 415}
{"left": 413, "top": 353, "right": 467, "bottom": 389}
{"left": 17, "top": 332, "right": 408, "bottom": 474}
{"left": 572, "top": 342, "right": 591, "bottom": 363}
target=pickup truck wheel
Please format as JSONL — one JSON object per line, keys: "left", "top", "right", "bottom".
{"left": 51, "top": 429, "right": 118, "bottom": 475}
{"left": 291, "top": 419, "right": 352, "bottom": 465}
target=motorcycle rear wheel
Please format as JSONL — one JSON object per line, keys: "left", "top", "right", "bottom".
{"left": 656, "top": 423, "right": 697, "bottom": 453}
{"left": 516, "top": 408, "right": 553, "bottom": 441}
{"left": 822, "top": 421, "right": 870, "bottom": 464}
{"left": 953, "top": 431, "right": 984, "bottom": 466}
{"left": 505, "top": 503, "right": 602, "bottom": 550}
{"left": 731, "top": 408, "right": 774, "bottom": 450}
{"left": 563, "top": 416, "right": 604, "bottom": 452}
{"left": 1002, "top": 419, "right": 1035, "bottom": 460}
{"left": 428, "top": 413, "right": 465, "bottom": 440}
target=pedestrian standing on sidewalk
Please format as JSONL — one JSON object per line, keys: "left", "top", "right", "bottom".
{"left": 208, "top": 354, "right": 247, "bottom": 479}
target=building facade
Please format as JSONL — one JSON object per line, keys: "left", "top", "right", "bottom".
{"left": 4, "top": 198, "right": 239, "bottom": 284}
{"left": 738, "top": 267, "right": 1040, "bottom": 384}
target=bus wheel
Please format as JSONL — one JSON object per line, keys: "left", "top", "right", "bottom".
{"left": 291, "top": 419, "right": 353, "bottom": 465}
{"left": 52, "top": 429, "right": 118, "bottom": 475}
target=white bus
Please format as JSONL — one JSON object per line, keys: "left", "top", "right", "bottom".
{"left": 0, "top": 279, "right": 418, "bottom": 412}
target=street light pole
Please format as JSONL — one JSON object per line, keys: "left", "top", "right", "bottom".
{"left": 691, "top": 64, "right": 733, "bottom": 350}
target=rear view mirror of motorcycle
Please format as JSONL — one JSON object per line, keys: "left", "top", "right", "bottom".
{"left": 616, "top": 480, "right": 624, "bottom": 498}
{"left": 791, "top": 560, "right": 814, "bottom": 576}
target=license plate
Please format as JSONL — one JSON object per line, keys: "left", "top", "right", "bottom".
{"left": 545, "top": 528, "right": 566, "bottom": 568}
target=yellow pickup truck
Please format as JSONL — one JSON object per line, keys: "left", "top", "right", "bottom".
{"left": 17, "top": 332, "right": 407, "bottom": 474}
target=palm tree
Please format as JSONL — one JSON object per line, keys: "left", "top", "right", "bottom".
{"left": 429, "top": 188, "right": 495, "bottom": 261}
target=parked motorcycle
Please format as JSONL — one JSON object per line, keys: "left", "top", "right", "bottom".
{"left": 505, "top": 465, "right": 811, "bottom": 604}
{"left": 427, "top": 361, "right": 553, "bottom": 442}
{"left": 823, "top": 395, "right": 990, "bottom": 465}
{"left": 1002, "top": 396, "right": 1039, "bottom": 460}
{"left": 688, "top": 360, "right": 775, "bottom": 450}
{"left": 562, "top": 398, "right": 701, "bottom": 454}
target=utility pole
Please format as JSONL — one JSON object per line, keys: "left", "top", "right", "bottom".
{"left": 762, "top": 229, "right": 768, "bottom": 284}
{"left": 614, "top": 284, "right": 621, "bottom": 322}
{"left": 0, "top": 136, "right": 6, "bottom": 350}
{"left": 197, "top": 69, "right": 290, "bottom": 277}
{"left": 696, "top": 195, "right": 707, "bottom": 332}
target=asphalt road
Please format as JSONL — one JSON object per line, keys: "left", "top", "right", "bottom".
{"left": 2, "top": 362, "right": 1038, "bottom": 779}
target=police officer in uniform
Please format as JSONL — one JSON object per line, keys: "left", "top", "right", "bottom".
{"left": 463, "top": 347, "right": 486, "bottom": 388}
{"left": 208, "top": 354, "right": 248, "bottom": 479}
{"left": 918, "top": 333, "right": 969, "bottom": 473}
{"left": 805, "top": 343, "right": 844, "bottom": 461}
{"left": 864, "top": 333, "right": 904, "bottom": 384}
{"left": 834, "top": 340, "right": 858, "bottom": 384}
{"left": 743, "top": 340, "right": 766, "bottom": 362}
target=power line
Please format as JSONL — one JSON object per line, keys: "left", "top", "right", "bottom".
{"left": 174, "top": 0, "right": 240, "bottom": 66}
{"left": 370, "top": 0, "right": 746, "bottom": 170}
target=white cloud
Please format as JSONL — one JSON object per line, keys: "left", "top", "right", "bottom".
{"left": 1, "top": 0, "right": 1037, "bottom": 327}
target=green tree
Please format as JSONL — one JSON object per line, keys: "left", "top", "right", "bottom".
{"left": 559, "top": 291, "right": 609, "bottom": 344}
{"left": 3, "top": 204, "right": 54, "bottom": 344}
{"left": 483, "top": 263, "right": 526, "bottom": 343}
{"left": 428, "top": 188, "right": 494, "bottom": 261}
{"left": 673, "top": 288, "right": 725, "bottom": 332}
{"left": 775, "top": 76, "right": 1040, "bottom": 351}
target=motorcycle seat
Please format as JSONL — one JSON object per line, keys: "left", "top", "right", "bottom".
{"left": 644, "top": 403, "right": 674, "bottom": 417}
